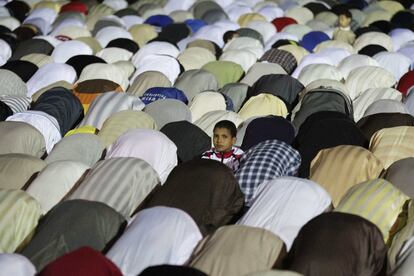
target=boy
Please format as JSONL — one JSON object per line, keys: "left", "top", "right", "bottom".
{"left": 333, "top": 10, "right": 356, "bottom": 44}
{"left": 202, "top": 120, "right": 244, "bottom": 171}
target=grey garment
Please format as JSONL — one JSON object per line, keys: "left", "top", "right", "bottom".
{"left": 0, "top": 121, "right": 46, "bottom": 158}
{"left": 237, "top": 28, "right": 265, "bottom": 45}
{"left": 390, "top": 237, "right": 414, "bottom": 276}
{"left": 363, "top": 99, "right": 410, "bottom": 119}
{"left": 52, "top": 12, "right": 86, "bottom": 30}
{"left": 144, "top": 99, "right": 192, "bottom": 130}
{"left": 193, "top": 1, "right": 223, "bottom": 19}
{"left": 127, "top": 71, "right": 172, "bottom": 97}
{"left": 21, "top": 200, "right": 126, "bottom": 271}
{"left": 92, "top": 18, "right": 124, "bottom": 36}
{"left": 174, "top": 69, "right": 219, "bottom": 102}
{"left": 79, "top": 91, "right": 143, "bottom": 129}
{"left": 45, "top": 133, "right": 104, "bottom": 167}
{"left": 201, "top": 9, "right": 229, "bottom": 24}
{"left": 220, "top": 83, "right": 249, "bottom": 112}
{"left": 244, "top": 270, "right": 303, "bottom": 276}
{"left": 240, "top": 63, "right": 287, "bottom": 87}
{"left": 0, "top": 153, "right": 46, "bottom": 189}
{"left": 384, "top": 157, "right": 414, "bottom": 198}
{"left": 0, "top": 95, "right": 31, "bottom": 113}
{"left": 66, "top": 157, "right": 160, "bottom": 218}
{"left": 0, "top": 69, "right": 27, "bottom": 97}
{"left": 292, "top": 88, "right": 354, "bottom": 130}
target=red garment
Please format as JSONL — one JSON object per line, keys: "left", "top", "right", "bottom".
{"left": 397, "top": 70, "right": 414, "bottom": 96}
{"left": 39, "top": 247, "right": 122, "bottom": 276}
{"left": 60, "top": 2, "right": 88, "bottom": 15}
{"left": 271, "top": 17, "right": 298, "bottom": 32}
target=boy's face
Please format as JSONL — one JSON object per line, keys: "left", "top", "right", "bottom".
{"left": 338, "top": 14, "right": 351, "bottom": 28}
{"left": 213, "top": 127, "right": 236, "bottom": 153}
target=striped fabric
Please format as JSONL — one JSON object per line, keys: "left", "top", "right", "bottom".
{"left": 310, "top": 145, "right": 384, "bottom": 206}
{"left": 369, "top": 126, "right": 414, "bottom": 169}
{"left": 0, "top": 189, "right": 42, "bottom": 253}
{"left": 336, "top": 179, "right": 408, "bottom": 242}
{"left": 98, "top": 110, "right": 157, "bottom": 147}
{"left": 66, "top": 157, "right": 160, "bottom": 218}
{"left": 79, "top": 92, "right": 145, "bottom": 129}
{"left": 353, "top": 88, "right": 402, "bottom": 122}
{"left": 0, "top": 95, "right": 31, "bottom": 114}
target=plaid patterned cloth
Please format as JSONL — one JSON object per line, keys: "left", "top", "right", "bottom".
{"left": 259, "top": 49, "right": 297, "bottom": 74}
{"left": 235, "top": 139, "right": 301, "bottom": 206}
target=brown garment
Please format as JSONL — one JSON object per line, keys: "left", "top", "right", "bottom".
{"left": 286, "top": 212, "right": 387, "bottom": 276}
{"left": 190, "top": 225, "right": 284, "bottom": 276}
{"left": 139, "top": 159, "right": 244, "bottom": 235}
{"left": 357, "top": 112, "right": 414, "bottom": 141}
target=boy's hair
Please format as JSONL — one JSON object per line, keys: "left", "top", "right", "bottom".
{"left": 339, "top": 10, "right": 352, "bottom": 19}
{"left": 214, "top": 120, "right": 237, "bottom": 137}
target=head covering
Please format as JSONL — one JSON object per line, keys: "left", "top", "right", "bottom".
{"left": 140, "top": 87, "right": 188, "bottom": 105}
{"left": 298, "top": 64, "right": 344, "bottom": 87}
{"left": 238, "top": 94, "right": 288, "bottom": 121}
{"left": 45, "top": 133, "right": 104, "bottom": 167}
{"left": 238, "top": 177, "right": 331, "bottom": 250}
{"left": 139, "top": 265, "right": 207, "bottom": 276}
{"left": 160, "top": 121, "right": 211, "bottom": 163}
{"left": 0, "top": 121, "right": 46, "bottom": 158}
{"left": 310, "top": 145, "right": 384, "bottom": 206}
{"left": 105, "top": 129, "right": 177, "bottom": 183}
{"left": 235, "top": 140, "right": 301, "bottom": 206}
{"left": 0, "top": 69, "right": 27, "bottom": 97}
{"left": 140, "top": 159, "right": 244, "bottom": 235}
{"left": 202, "top": 61, "right": 244, "bottom": 88}
{"left": 144, "top": 99, "right": 191, "bottom": 129}
{"left": 189, "top": 92, "right": 226, "bottom": 122}
{"left": 31, "top": 87, "right": 84, "bottom": 135}
{"left": 79, "top": 92, "right": 144, "bottom": 129}
{"left": 97, "top": 110, "right": 156, "bottom": 147}
{"left": 26, "top": 63, "right": 77, "bottom": 97}
{"left": 295, "top": 111, "right": 368, "bottom": 177}
{"left": 0, "top": 254, "right": 36, "bottom": 276}
{"left": 67, "top": 157, "right": 159, "bottom": 217}
{"left": 107, "top": 207, "right": 202, "bottom": 275}
{"left": 174, "top": 69, "right": 219, "bottom": 102}
{"left": 241, "top": 116, "right": 295, "bottom": 151}
{"left": 128, "top": 71, "right": 171, "bottom": 97}
{"left": 39, "top": 247, "right": 121, "bottom": 276}
{"left": 190, "top": 225, "right": 284, "bottom": 276}
{"left": 336, "top": 178, "right": 408, "bottom": 242}
{"left": 286, "top": 212, "right": 387, "bottom": 276}
{"left": 22, "top": 200, "right": 125, "bottom": 271}
{"left": 369, "top": 126, "right": 414, "bottom": 169}
{"left": 0, "top": 190, "right": 42, "bottom": 253}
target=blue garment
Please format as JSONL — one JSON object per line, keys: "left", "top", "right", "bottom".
{"left": 185, "top": 19, "right": 207, "bottom": 33}
{"left": 235, "top": 139, "right": 301, "bottom": 206}
{"left": 144, "top": 15, "right": 173, "bottom": 28}
{"left": 299, "top": 31, "right": 330, "bottom": 52}
{"left": 221, "top": 93, "right": 234, "bottom": 111}
{"left": 140, "top": 87, "right": 188, "bottom": 105}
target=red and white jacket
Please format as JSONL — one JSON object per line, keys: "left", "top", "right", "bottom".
{"left": 201, "top": 146, "right": 244, "bottom": 171}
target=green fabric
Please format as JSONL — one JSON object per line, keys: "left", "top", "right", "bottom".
{"left": 202, "top": 61, "right": 244, "bottom": 88}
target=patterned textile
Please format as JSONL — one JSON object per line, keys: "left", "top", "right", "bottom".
{"left": 235, "top": 140, "right": 301, "bottom": 206}
{"left": 259, "top": 49, "right": 297, "bottom": 74}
